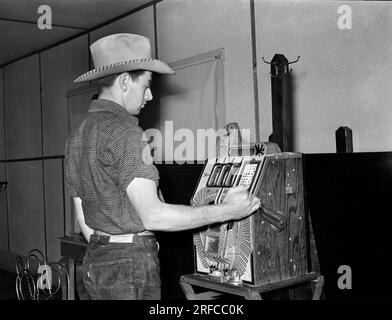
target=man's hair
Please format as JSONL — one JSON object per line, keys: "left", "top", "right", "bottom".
{"left": 92, "top": 70, "right": 146, "bottom": 91}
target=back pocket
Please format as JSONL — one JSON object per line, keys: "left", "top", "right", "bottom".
{"left": 88, "top": 258, "right": 134, "bottom": 287}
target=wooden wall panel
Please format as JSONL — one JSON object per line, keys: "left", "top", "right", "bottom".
{"left": 1, "top": 68, "right": 8, "bottom": 251}
{"left": 8, "top": 161, "right": 45, "bottom": 256}
{"left": 4, "top": 55, "right": 42, "bottom": 159}
{"left": 255, "top": 1, "right": 392, "bottom": 153}
{"left": 67, "top": 86, "right": 99, "bottom": 133}
{"left": 64, "top": 188, "right": 73, "bottom": 235}
{"left": 44, "top": 159, "right": 64, "bottom": 262}
{"left": 0, "top": 68, "right": 8, "bottom": 251}
{"left": 0, "top": 163, "right": 8, "bottom": 251}
{"left": 41, "top": 35, "right": 90, "bottom": 157}
{"left": 0, "top": 68, "right": 4, "bottom": 161}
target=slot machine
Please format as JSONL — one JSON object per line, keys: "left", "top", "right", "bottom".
{"left": 190, "top": 142, "right": 320, "bottom": 287}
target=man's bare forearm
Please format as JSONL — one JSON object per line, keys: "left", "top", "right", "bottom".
{"left": 143, "top": 202, "right": 230, "bottom": 232}
{"left": 126, "top": 178, "right": 259, "bottom": 232}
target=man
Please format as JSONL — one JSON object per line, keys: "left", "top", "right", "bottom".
{"left": 65, "top": 33, "right": 261, "bottom": 300}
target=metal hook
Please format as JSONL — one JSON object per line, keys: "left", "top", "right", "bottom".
{"left": 288, "top": 56, "right": 300, "bottom": 65}
{"left": 262, "top": 56, "right": 300, "bottom": 66}
{"left": 262, "top": 57, "right": 277, "bottom": 65}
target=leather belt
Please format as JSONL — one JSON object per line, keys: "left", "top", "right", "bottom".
{"left": 93, "top": 230, "right": 155, "bottom": 243}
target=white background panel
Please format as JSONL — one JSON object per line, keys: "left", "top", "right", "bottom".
{"left": 255, "top": 1, "right": 392, "bottom": 153}
{"left": 156, "top": 0, "right": 256, "bottom": 141}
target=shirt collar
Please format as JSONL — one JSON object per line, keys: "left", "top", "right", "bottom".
{"left": 88, "top": 99, "right": 139, "bottom": 125}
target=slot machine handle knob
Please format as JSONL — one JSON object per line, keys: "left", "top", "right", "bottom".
{"left": 259, "top": 205, "right": 287, "bottom": 232}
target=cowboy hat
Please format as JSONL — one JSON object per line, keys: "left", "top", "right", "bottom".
{"left": 73, "top": 33, "right": 174, "bottom": 83}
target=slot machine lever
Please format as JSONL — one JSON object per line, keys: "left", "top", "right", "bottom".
{"left": 259, "top": 205, "right": 287, "bottom": 232}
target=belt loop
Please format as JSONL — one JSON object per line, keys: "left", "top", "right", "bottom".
{"left": 133, "top": 233, "right": 139, "bottom": 243}
{"left": 89, "top": 234, "right": 98, "bottom": 243}
{"left": 100, "top": 235, "right": 110, "bottom": 244}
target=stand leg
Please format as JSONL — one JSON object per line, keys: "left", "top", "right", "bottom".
{"left": 180, "top": 280, "right": 222, "bottom": 300}
{"left": 312, "top": 276, "right": 324, "bottom": 300}
{"left": 66, "top": 258, "right": 75, "bottom": 300}
{"left": 61, "top": 271, "right": 67, "bottom": 300}
{"left": 180, "top": 281, "right": 196, "bottom": 300}
{"left": 245, "top": 291, "right": 263, "bottom": 300}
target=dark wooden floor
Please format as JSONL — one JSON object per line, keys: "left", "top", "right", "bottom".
{"left": 0, "top": 269, "right": 17, "bottom": 300}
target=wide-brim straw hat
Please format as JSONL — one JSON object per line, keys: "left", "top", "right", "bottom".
{"left": 73, "top": 33, "right": 174, "bottom": 83}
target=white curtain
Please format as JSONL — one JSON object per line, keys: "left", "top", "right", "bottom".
{"left": 154, "top": 49, "right": 226, "bottom": 163}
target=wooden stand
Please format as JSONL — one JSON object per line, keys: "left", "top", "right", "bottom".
{"left": 59, "top": 234, "right": 88, "bottom": 300}
{"left": 180, "top": 273, "right": 324, "bottom": 300}
{"left": 186, "top": 149, "right": 324, "bottom": 300}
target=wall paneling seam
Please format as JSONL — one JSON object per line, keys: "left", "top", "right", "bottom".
{"left": 0, "top": 17, "right": 88, "bottom": 30}
{"left": 61, "top": 159, "right": 66, "bottom": 237}
{"left": 39, "top": 53, "right": 48, "bottom": 258}
{"left": 3, "top": 69, "right": 10, "bottom": 252}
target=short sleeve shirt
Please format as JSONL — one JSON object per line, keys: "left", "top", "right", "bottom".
{"left": 64, "top": 99, "right": 159, "bottom": 234}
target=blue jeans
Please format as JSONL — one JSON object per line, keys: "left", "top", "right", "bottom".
{"left": 82, "top": 234, "right": 161, "bottom": 300}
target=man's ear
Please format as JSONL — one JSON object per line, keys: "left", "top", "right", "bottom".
{"left": 118, "top": 72, "right": 131, "bottom": 92}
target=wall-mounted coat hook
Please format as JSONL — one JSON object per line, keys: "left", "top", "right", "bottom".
{"left": 262, "top": 56, "right": 300, "bottom": 65}
{"left": 262, "top": 57, "right": 277, "bottom": 65}
{"left": 263, "top": 54, "right": 300, "bottom": 77}
{"left": 288, "top": 56, "right": 300, "bottom": 65}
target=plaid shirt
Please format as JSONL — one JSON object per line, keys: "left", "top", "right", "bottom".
{"left": 64, "top": 99, "right": 159, "bottom": 234}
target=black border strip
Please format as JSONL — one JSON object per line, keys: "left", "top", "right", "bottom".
{"left": 250, "top": 0, "right": 260, "bottom": 142}
{"left": 0, "top": 0, "right": 163, "bottom": 68}
{"left": 302, "top": 154, "right": 313, "bottom": 272}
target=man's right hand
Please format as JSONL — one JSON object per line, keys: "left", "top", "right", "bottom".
{"left": 222, "top": 186, "right": 261, "bottom": 220}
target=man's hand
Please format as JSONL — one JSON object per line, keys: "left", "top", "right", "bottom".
{"left": 222, "top": 186, "right": 261, "bottom": 220}
{"left": 73, "top": 197, "right": 94, "bottom": 242}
